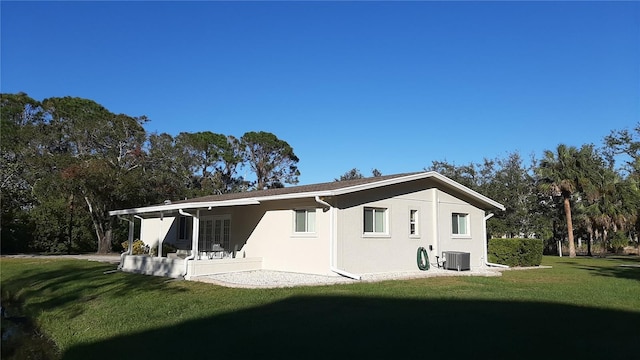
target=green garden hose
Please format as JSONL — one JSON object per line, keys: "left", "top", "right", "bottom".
{"left": 417, "top": 247, "right": 429, "bottom": 271}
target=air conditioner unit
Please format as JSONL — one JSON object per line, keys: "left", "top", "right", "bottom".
{"left": 444, "top": 251, "right": 470, "bottom": 271}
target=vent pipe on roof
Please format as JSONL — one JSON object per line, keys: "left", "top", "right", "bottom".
{"left": 315, "top": 196, "right": 361, "bottom": 280}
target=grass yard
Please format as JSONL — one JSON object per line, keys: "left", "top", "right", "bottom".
{"left": 1, "top": 255, "right": 639, "bottom": 360}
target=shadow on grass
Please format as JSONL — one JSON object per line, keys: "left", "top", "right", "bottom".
{"left": 64, "top": 296, "right": 640, "bottom": 360}
{"left": 608, "top": 255, "right": 640, "bottom": 263}
{"left": 576, "top": 265, "right": 640, "bottom": 282}
{"left": 558, "top": 256, "right": 640, "bottom": 282}
{"left": 1, "top": 261, "right": 185, "bottom": 319}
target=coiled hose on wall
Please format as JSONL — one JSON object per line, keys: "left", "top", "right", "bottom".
{"left": 417, "top": 247, "right": 429, "bottom": 271}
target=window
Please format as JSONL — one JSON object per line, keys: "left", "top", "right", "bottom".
{"left": 410, "top": 210, "right": 418, "bottom": 235}
{"left": 294, "top": 209, "right": 316, "bottom": 233}
{"left": 199, "top": 215, "right": 231, "bottom": 250}
{"left": 452, "top": 213, "right": 469, "bottom": 235}
{"left": 178, "top": 216, "right": 189, "bottom": 240}
{"left": 364, "top": 207, "right": 387, "bottom": 234}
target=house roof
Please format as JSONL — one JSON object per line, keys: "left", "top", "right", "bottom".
{"left": 109, "top": 171, "right": 505, "bottom": 216}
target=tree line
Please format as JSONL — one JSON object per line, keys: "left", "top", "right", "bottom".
{"left": 2, "top": 92, "right": 639, "bottom": 256}
{"left": 1, "top": 93, "right": 300, "bottom": 253}
{"left": 425, "top": 128, "right": 639, "bottom": 257}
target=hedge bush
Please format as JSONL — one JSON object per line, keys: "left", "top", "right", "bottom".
{"left": 488, "top": 238, "right": 543, "bottom": 267}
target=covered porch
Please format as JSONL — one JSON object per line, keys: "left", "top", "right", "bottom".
{"left": 111, "top": 198, "right": 262, "bottom": 279}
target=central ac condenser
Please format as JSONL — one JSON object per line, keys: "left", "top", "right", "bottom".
{"left": 444, "top": 251, "right": 470, "bottom": 271}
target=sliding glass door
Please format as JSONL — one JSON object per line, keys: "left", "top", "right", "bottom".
{"left": 199, "top": 215, "right": 230, "bottom": 251}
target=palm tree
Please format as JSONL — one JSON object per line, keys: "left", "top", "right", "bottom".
{"left": 581, "top": 148, "right": 640, "bottom": 254}
{"left": 537, "top": 144, "right": 598, "bottom": 258}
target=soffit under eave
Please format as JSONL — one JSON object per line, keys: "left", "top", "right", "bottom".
{"left": 109, "top": 199, "right": 262, "bottom": 217}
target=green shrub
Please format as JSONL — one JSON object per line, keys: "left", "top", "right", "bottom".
{"left": 610, "top": 231, "right": 629, "bottom": 253}
{"left": 488, "top": 238, "right": 543, "bottom": 267}
{"left": 121, "top": 239, "right": 146, "bottom": 255}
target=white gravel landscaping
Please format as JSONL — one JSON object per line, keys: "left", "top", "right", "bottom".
{"left": 5, "top": 254, "right": 549, "bottom": 288}
{"left": 191, "top": 266, "right": 508, "bottom": 289}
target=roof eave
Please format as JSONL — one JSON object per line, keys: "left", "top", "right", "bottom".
{"left": 108, "top": 198, "right": 261, "bottom": 216}
{"left": 330, "top": 172, "right": 433, "bottom": 196}
{"left": 430, "top": 172, "right": 506, "bottom": 211}
{"left": 252, "top": 190, "right": 334, "bottom": 202}
{"left": 332, "top": 171, "right": 505, "bottom": 211}
{"left": 109, "top": 171, "right": 505, "bottom": 216}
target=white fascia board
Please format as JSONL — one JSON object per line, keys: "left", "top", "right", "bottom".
{"left": 108, "top": 171, "right": 505, "bottom": 216}
{"left": 254, "top": 190, "right": 334, "bottom": 202}
{"left": 108, "top": 198, "right": 261, "bottom": 216}
{"left": 330, "top": 171, "right": 505, "bottom": 211}
{"left": 330, "top": 172, "right": 433, "bottom": 196}
{"left": 430, "top": 172, "right": 506, "bottom": 211}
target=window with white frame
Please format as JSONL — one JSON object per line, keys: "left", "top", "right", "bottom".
{"left": 364, "top": 207, "right": 387, "bottom": 234}
{"left": 294, "top": 209, "right": 316, "bottom": 233}
{"left": 410, "top": 209, "right": 418, "bottom": 235}
{"left": 452, "top": 213, "right": 469, "bottom": 235}
{"left": 199, "top": 215, "right": 231, "bottom": 250}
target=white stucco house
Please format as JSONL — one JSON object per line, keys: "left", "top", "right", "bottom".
{"left": 109, "top": 171, "right": 505, "bottom": 280}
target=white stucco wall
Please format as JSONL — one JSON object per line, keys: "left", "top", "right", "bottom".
{"left": 221, "top": 200, "right": 330, "bottom": 275}
{"left": 335, "top": 187, "right": 436, "bottom": 274}
{"left": 435, "top": 190, "right": 486, "bottom": 269}
{"left": 138, "top": 202, "right": 332, "bottom": 276}
{"left": 140, "top": 216, "right": 177, "bottom": 249}
{"left": 121, "top": 255, "right": 184, "bottom": 278}
{"left": 334, "top": 182, "right": 489, "bottom": 274}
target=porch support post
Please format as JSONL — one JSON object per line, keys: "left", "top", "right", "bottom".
{"left": 128, "top": 215, "right": 134, "bottom": 252}
{"left": 116, "top": 215, "right": 135, "bottom": 270}
{"left": 157, "top": 212, "right": 163, "bottom": 258}
{"left": 192, "top": 209, "right": 200, "bottom": 260}
{"left": 135, "top": 215, "right": 143, "bottom": 244}
{"left": 180, "top": 209, "right": 198, "bottom": 279}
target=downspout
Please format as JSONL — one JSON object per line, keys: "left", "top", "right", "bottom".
{"left": 117, "top": 215, "right": 135, "bottom": 270}
{"left": 315, "top": 196, "right": 361, "bottom": 280}
{"left": 179, "top": 209, "right": 197, "bottom": 278}
{"left": 157, "top": 212, "right": 163, "bottom": 258}
{"left": 433, "top": 190, "right": 440, "bottom": 261}
{"left": 483, "top": 213, "right": 509, "bottom": 268}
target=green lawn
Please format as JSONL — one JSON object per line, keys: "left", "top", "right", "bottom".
{"left": 2, "top": 255, "right": 639, "bottom": 360}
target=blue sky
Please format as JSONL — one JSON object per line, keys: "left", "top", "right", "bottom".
{"left": 2, "top": 1, "right": 639, "bottom": 185}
